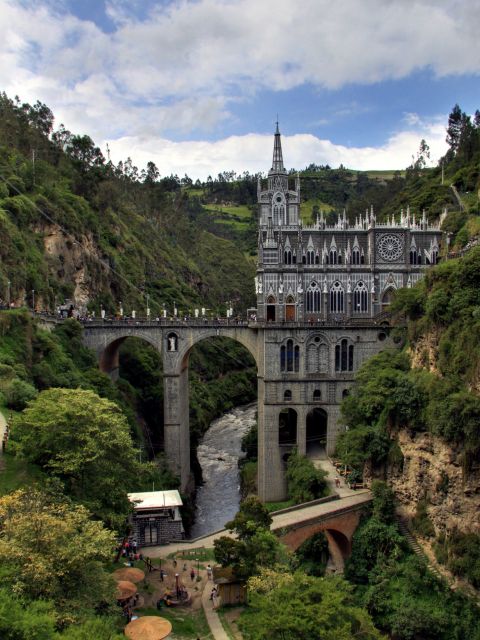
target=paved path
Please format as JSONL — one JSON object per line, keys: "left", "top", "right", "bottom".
{"left": 201, "top": 575, "right": 229, "bottom": 640}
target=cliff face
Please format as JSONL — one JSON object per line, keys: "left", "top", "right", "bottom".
{"left": 388, "top": 429, "right": 480, "bottom": 535}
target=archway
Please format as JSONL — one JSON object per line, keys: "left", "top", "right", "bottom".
{"left": 266, "top": 295, "right": 276, "bottom": 322}
{"left": 306, "top": 408, "right": 327, "bottom": 458}
{"left": 279, "top": 408, "right": 297, "bottom": 447}
{"left": 180, "top": 335, "right": 259, "bottom": 536}
{"left": 285, "top": 295, "right": 296, "bottom": 322}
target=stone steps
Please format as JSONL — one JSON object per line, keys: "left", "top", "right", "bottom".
{"left": 395, "top": 515, "right": 443, "bottom": 581}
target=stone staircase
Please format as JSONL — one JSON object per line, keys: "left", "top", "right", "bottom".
{"left": 395, "top": 515, "right": 443, "bottom": 582}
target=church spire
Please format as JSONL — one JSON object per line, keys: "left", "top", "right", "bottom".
{"left": 271, "top": 120, "right": 286, "bottom": 173}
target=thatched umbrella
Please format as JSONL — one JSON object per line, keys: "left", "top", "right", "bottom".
{"left": 116, "top": 580, "right": 137, "bottom": 601}
{"left": 124, "top": 616, "right": 172, "bottom": 639}
{"left": 113, "top": 567, "right": 145, "bottom": 583}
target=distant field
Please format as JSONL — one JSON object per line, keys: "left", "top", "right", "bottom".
{"left": 361, "top": 169, "right": 406, "bottom": 180}
{"left": 204, "top": 203, "right": 253, "bottom": 230}
{"left": 300, "top": 198, "right": 335, "bottom": 223}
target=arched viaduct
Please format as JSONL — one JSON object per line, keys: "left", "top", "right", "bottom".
{"left": 82, "top": 318, "right": 394, "bottom": 502}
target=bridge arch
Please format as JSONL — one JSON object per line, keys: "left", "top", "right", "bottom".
{"left": 97, "top": 332, "right": 162, "bottom": 380}
{"left": 279, "top": 509, "right": 362, "bottom": 573}
{"left": 162, "top": 329, "right": 260, "bottom": 490}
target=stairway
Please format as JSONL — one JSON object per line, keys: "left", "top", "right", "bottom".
{"left": 395, "top": 515, "right": 443, "bottom": 581}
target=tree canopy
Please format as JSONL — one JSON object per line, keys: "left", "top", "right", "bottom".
{"left": 11, "top": 387, "right": 162, "bottom": 527}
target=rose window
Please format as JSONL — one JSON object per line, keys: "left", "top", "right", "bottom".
{"left": 377, "top": 234, "right": 403, "bottom": 262}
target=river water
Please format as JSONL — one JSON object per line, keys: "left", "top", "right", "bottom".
{"left": 189, "top": 403, "right": 257, "bottom": 538}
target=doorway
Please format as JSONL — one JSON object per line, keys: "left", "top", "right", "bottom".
{"left": 285, "top": 295, "right": 296, "bottom": 321}
{"left": 266, "top": 295, "right": 276, "bottom": 321}
{"left": 306, "top": 408, "right": 327, "bottom": 458}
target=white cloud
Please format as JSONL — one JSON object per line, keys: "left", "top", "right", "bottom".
{"left": 105, "top": 118, "right": 448, "bottom": 180}
{"left": 1, "top": 1, "right": 479, "bottom": 115}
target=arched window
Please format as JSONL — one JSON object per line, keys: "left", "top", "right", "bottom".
{"left": 417, "top": 253, "right": 422, "bottom": 264}
{"left": 315, "top": 253, "right": 320, "bottom": 264}
{"left": 352, "top": 248, "right": 360, "bottom": 265}
{"left": 307, "top": 249, "right": 315, "bottom": 265}
{"left": 338, "top": 254, "right": 342, "bottom": 265}
{"left": 306, "top": 282, "right": 321, "bottom": 313}
{"left": 273, "top": 205, "right": 279, "bottom": 225}
{"left": 431, "top": 249, "right": 438, "bottom": 265}
{"left": 302, "top": 254, "right": 306, "bottom": 265}
{"left": 329, "top": 248, "right": 337, "bottom": 264}
{"left": 342, "top": 389, "right": 350, "bottom": 398}
{"left": 281, "top": 340, "right": 299, "bottom": 372}
{"left": 284, "top": 249, "right": 292, "bottom": 264}
{"left": 353, "top": 281, "right": 368, "bottom": 313}
{"left": 313, "top": 389, "right": 321, "bottom": 401}
{"left": 330, "top": 281, "right": 344, "bottom": 313}
{"left": 284, "top": 389, "right": 292, "bottom": 401}
{"left": 335, "top": 339, "right": 353, "bottom": 372}
{"left": 409, "top": 248, "right": 417, "bottom": 265}
{"left": 360, "top": 254, "right": 365, "bottom": 264}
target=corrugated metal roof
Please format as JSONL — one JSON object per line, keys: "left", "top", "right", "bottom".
{"left": 128, "top": 490, "right": 183, "bottom": 510}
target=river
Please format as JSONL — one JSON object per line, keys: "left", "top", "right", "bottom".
{"left": 189, "top": 403, "right": 257, "bottom": 538}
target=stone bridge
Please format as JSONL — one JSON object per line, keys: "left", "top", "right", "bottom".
{"left": 271, "top": 491, "right": 372, "bottom": 572}
{"left": 81, "top": 318, "right": 393, "bottom": 502}
{"left": 145, "top": 491, "right": 372, "bottom": 573}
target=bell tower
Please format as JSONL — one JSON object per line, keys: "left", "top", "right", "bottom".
{"left": 256, "top": 123, "right": 301, "bottom": 322}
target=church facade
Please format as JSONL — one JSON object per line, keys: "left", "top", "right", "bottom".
{"left": 253, "top": 125, "right": 442, "bottom": 499}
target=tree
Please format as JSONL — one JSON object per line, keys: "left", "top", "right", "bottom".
{"left": 239, "top": 570, "right": 384, "bottom": 640}
{"left": 215, "top": 496, "right": 287, "bottom": 579}
{"left": 225, "top": 495, "right": 272, "bottom": 540}
{"left": 0, "top": 489, "right": 116, "bottom": 623}
{"left": 371, "top": 481, "right": 396, "bottom": 524}
{"left": 11, "top": 388, "right": 158, "bottom": 527}
{"left": 446, "top": 104, "right": 464, "bottom": 152}
{"left": 286, "top": 449, "right": 328, "bottom": 503}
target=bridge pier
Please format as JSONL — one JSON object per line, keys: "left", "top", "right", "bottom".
{"left": 163, "top": 367, "right": 190, "bottom": 490}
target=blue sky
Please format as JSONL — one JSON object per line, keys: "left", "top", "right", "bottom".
{"left": 1, "top": 0, "right": 479, "bottom": 178}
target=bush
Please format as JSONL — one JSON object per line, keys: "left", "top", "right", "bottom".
{"left": 4, "top": 378, "right": 37, "bottom": 410}
{"left": 286, "top": 449, "right": 328, "bottom": 503}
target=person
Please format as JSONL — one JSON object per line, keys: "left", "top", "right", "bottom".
{"left": 335, "top": 476, "right": 340, "bottom": 488}
{"left": 206, "top": 564, "right": 213, "bottom": 580}
{"left": 190, "top": 568, "right": 195, "bottom": 581}
{"left": 211, "top": 586, "right": 218, "bottom": 610}
{"left": 159, "top": 568, "right": 165, "bottom": 582}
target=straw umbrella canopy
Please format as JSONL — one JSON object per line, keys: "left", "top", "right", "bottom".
{"left": 113, "top": 567, "right": 145, "bottom": 583}
{"left": 124, "top": 616, "right": 172, "bottom": 639}
{"left": 116, "top": 580, "right": 138, "bottom": 601}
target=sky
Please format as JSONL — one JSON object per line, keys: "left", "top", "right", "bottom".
{"left": 1, "top": 0, "right": 479, "bottom": 180}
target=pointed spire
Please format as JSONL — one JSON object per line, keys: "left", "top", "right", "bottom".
{"left": 271, "top": 120, "right": 286, "bottom": 173}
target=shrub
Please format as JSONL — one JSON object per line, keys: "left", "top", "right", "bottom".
{"left": 4, "top": 378, "right": 37, "bottom": 410}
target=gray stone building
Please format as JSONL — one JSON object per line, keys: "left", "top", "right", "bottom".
{"left": 253, "top": 125, "right": 442, "bottom": 498}
{"left": 83, "top": 126, "right": 443, "bottom": 502}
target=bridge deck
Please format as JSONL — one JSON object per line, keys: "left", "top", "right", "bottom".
{"left": 144, "top": 491, "right": 372, "bottom": 557}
